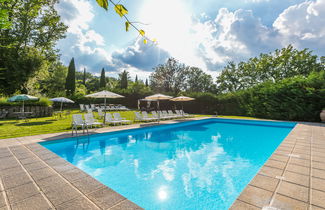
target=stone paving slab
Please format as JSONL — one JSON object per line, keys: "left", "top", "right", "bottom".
{"left": 231, "top": 122, "right": 325, "bottom": 210}
{"left": 0, "top": 118, "right": 324, "bottom": 209}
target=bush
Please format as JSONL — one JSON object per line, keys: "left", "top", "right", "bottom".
{"left": 215, "top": 71, "right": 325, "bottom": 121}
{"left": 0, "top": 97, "right": 52, "bottom": 107}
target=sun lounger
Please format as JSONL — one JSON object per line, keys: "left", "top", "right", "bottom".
{"left": 113, "top": 113, "right": 131, "bottom": 124}
{"left": 105, "top": 113, "right": 122, "bottom": 125}
{"left": 142, "top": 111, "right": 157, "bottom": 121}
{"left": 90, "top": 104, "right": 97, "bottom": 111}
{"left": 97, "top": 108, "right": 104, "bottom": 119}
{"left": 157, "top": 111, "right": 170, "bottom": 119}
{"left": 168, "top": 110, "right": 181, "bottom": 118}
{"left": 180, "top": 110, "right": 191, "bottom": 117}
{"left": 134, "top": 112, "right": 155, "bottom": 122}
{"left": 79, "top": 104, "right": 85, "bottom": 112}
{"left": 84, "top": 113, "right": 103, "bottom": 128}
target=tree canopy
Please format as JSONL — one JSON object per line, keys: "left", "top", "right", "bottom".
{"left": 0, "top": 0, "right": 67, "bottom": 95}
{"left": 216, "top": 45, "right": 324, "bottom": 93}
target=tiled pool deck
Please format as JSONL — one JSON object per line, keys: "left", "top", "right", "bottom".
{"left": 0, "top": 118, "right": 324, "bottom": 210}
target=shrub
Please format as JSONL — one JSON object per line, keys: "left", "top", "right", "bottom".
{"left": 0, "top": 97, "right": 52, "bottom": 107}
{"left": 215, "top": 71, "right": 325, "bottom": 121}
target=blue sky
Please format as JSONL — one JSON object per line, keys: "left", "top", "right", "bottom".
{"left": 55, "top": 0, "right": 324, "bottom": 80}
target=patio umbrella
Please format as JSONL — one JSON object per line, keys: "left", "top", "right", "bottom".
{"left": 50, "top": 97, "right": 75, "bottom": 111}
{"left": 170, "top": 96, "right": 195, "bottom": 112}
{"left": 7, "top": 94, "right": 39, "bottom": 114}
{"left": 145, "top": 93, "right": 173, "bottom": 122}
{"left": 85, "top": 90, "right": 124, "bottom": 123}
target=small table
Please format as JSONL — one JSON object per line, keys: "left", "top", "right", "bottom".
{"left": 53, "top": 111, "right": 63, "bottom": 119}
{"left": 14, "top": 112, "right": 33, "bottom": 121}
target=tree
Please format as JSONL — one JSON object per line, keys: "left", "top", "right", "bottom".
{"left": 119, "top": 70, "right": 129, "bottom": 89}
{"left": 150, "top": 58, "right": 187, "bottom": 93}
{"left": 99, "top": 68, "right": 106, "bottom": 88}
{"left": 83, "top": 68, "right": 86, "bottom": 85}
{"left": 216, "top": 45, "right": 324, "bottom": 93}
{"left": 145, "top": 78, "right": 149, "bottom": 87}
{"left": 40, "top": 61, "right": 68, "bottom": 97}
{"left": 185, "top": 67, "right": 216, "bottom": 92}
{"left": 135, "top": 75, "right": 138, "bottom": 83}
{"left": 0, "top": 0, "right": 67, "bottom": 94}
{"left": 65, "top": 58, "right": 76, "bottom": 96}
{"left": 0, "top": 0, "right": 11, "bottom": 30}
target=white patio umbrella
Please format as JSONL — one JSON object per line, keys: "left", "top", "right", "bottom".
{"left": 145, "top": 93, "right": 173, "bottom": 122}
{"left": 85, "top": 90, "right": 124, "bottom": 123}
{"left": 50, "top": 97, "right": 75, "bottom": 111}
{"left": 170, "top": 96, "right": 195, "bottom": 112}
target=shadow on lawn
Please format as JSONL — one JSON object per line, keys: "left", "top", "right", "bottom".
{"left": 16, "top": 121, "right": 53, "bottom": 126}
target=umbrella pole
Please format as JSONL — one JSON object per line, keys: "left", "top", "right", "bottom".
{"left": 60, "top": 101, "right": 63, "bottom": 112}
{"left": 157, "top": 100, "right": 160, "bottom": 124}
{"left": 22, "top": 100, "right": 25, "bottom": 114}
{"left": 103, "top": 98, "right": 106, "bottom": 124}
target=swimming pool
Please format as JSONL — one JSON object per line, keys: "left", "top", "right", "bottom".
{"left": 41, "top": 118, "right": 296, "bottom": 209}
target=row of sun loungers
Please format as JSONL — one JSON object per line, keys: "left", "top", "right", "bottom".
{"left": 79, "top": 104, "right": 129, "bottom": 112}
{"left": 72, "top": 112, "right": 132, "bottom": 135}
{"left": 134, "top": 110, "right": 191, "bottom": 122}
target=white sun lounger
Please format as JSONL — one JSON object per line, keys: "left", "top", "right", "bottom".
{"left": 84, "top": 113, "right": 103, "bottom": 128}
{"left": 105, "top": 113, "right": 121, "bottom": 125}
{"left": 113, "top": 113, "right": 131, "bottom": 124}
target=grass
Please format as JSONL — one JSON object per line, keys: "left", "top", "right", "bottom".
{"left": 0, "top": 110, "right": 136, "bottom": 139}
{"left": 0, "top": 110, "right": 257, "bottom": 139}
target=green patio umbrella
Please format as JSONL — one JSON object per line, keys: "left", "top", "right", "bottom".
{"left": 7, "top": 94, "right": 39, "bottom": 114}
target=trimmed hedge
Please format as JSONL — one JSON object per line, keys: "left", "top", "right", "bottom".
{"left": 0, "top": 97, "right": 52, "bottom": 107}
{"left": 215, "top": 71, "right": 325, "bottom": 122}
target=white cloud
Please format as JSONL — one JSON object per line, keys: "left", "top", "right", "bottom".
{"left": 273, "top": 0, "right": 325, "bottom": 53}
{"left": 192, "top": 8, "right": 281, "bottom": 71}
{"left": 55, "top": 0, "right": 325, "bottom": 79}
{"left": 191, "top": 0, "right": 325, "bottom": 71}
{"left": 56, "top": 0, "right": 110, "bottom": 73}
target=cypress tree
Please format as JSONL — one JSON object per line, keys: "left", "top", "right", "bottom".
{"left": 83, "top": 68, "right": 86, "bottom": 85}
{"left": 99, "top": 68, "right": 106, "bottom": 88}
{"left": 145, "top": 78, "right": 148, "bottom": 87}
{"left": 120, "top": 70, "right": 128, "bottom": 89}
{"left": 65, "top": 58, "right": 76, "bottom": 96}
{"left": 135, "top": 75, "right": 138, "bottom": 83}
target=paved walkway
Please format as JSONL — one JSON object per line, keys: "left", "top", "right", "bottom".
{"left": 230, "top": 122, "right": 325, "bottom": 210}
{"left": 0, "top": 118, "right": 324, "bottom": 210}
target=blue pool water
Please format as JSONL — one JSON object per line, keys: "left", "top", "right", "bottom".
{"left": 41, "top": 118, "right": 296, "bottom": 209}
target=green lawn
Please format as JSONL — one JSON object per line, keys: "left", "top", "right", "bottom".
{"left": 0, "top": 111, "right": 257, "bottom": 139}
{"left": 0, "top": 110, "right": 137, "bottom": 139}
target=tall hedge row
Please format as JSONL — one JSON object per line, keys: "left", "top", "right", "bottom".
{"left": 214, "top": 71, "right": 325, "bottom": 122}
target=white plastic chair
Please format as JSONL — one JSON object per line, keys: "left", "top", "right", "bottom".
{"left": 72, "top": 114, "right": 85, "bottom": 135}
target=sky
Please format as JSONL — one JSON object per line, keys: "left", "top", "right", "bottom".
{"left": 55, "top": 0, "right": 325, "bottom": 80}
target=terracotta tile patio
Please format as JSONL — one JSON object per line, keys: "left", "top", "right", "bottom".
{"left": 0, "top": 118, "right": 324, "bottom": 210}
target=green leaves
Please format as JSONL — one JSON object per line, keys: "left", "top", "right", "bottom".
{"left": 139, "top": 30, "right": 145, "bottom": 36}
{"left": 114, "top": 4, "right": 128, "bottom": 17}
{"left": 125, "top": 21, "right": 130, "bottom": 32}
{"left": 96, "top": 0, "right": 108, "bottom": 10}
